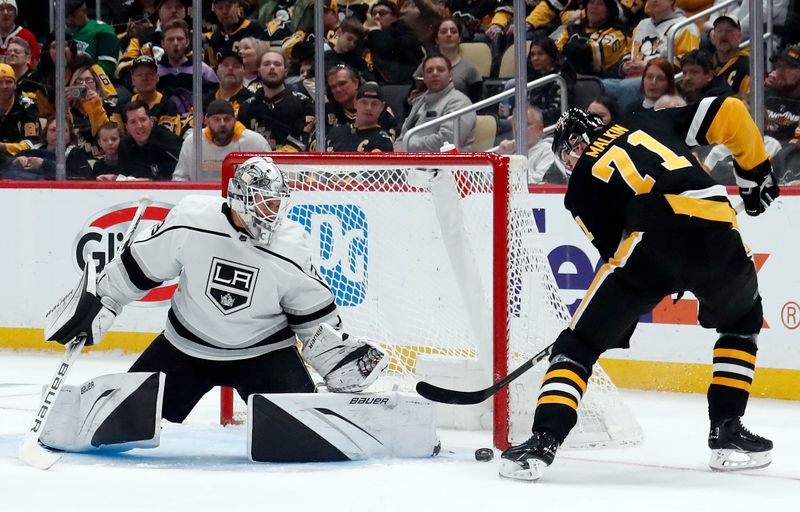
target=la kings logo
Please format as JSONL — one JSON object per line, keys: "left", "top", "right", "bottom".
{"left": 205, "top": 257, "right": 259, "bottom": 314}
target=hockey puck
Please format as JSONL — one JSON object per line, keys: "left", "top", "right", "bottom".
{"left": 474, "top": 447, "right": 494, "bottom": 461}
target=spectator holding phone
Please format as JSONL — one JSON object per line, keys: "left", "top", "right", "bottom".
{"left": 67, "top": 64, "right": 115, "bottom": 158}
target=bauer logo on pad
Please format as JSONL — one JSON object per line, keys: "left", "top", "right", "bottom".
{"left": 205, "top": 257, "right": 259, "bottom": 314}
{"left": 288, "top": 204, "right": 368, "bottom": 307}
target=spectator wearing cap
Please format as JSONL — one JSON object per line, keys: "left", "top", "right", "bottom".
{"left": 116, "top": 100, "right": 182, "bottom": 180}
{"left": 678, "top": 49, "right": 731, "bottom": 104}
{"left": 326, "top": 64, "right": 398, "bottom": 141}
{"left": 65, "top": 0, "right": 121, "bottom": 78}
{"left": 208, "top": 49, "right": 254, "bottom": 118}
{"left": 172, "top": 99, "right": 270, "bottom": 181}
{"left": 0, "top": 63, "right": 40, "bottom": 160}
{"left": 364, "top": 0, "right": 425, "bottom": 85}
{"left": 396, "top": 54, "right": 476, "bottom": 151}
{"left": 206, "top": 0, "right": 268, "bottom": 68}
{"left": 710, "top": 14, "right": 749, "bottom": 95}
{"left": 326, "top": 82, "right": 395, "bottom": 152}
{"left": 0, "top": 0, "right": 39, "bottom": 68}
{"left": 765, "top": 45, "right": 800, "bottom": 145}
{"left": 238, "top": 50, "right": 315, "bottom": 151}
{"left": 157, "top": 19, "right": 219, "bottom": 117}
{"left": 112, "top": 56, "right": 180, "bottom": 134}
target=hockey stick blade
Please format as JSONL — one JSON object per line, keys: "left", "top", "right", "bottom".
{"left": 415, "top": 344, "right": 553, "bottom": 405}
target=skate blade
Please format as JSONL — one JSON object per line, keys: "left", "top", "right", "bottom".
{"left": 499, "top": 459, "right": 546, "bottom": 481}
{"left": 709, "top": 449, "right": 772, "bottom": 471}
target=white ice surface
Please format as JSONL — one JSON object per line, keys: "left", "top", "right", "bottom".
{"left": 1, "top": 350, "right": 798, "bottom": 512}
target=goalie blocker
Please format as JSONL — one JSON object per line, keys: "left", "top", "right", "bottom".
{"left": 247, "top": 392, "right": 440, "bottom": 462}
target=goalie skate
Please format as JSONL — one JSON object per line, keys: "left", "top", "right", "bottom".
{"left": 499, "top": 431, "right": 559, "bottom": 481}
{"left": 708, "top": 417, "right": 773, "bottom": 471}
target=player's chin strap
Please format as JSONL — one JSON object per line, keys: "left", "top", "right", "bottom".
{"left": 302, "top": 323, "right": 389, "bottom": 393}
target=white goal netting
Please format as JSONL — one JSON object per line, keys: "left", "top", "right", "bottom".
{"left": 221, "top": 152, "right": 642, "bottom": 449}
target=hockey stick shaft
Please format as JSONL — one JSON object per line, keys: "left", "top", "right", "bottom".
{"left": 415, "top": 343, "right": 554, "bottom": 405}
{"left": 19, "top": 196, "right": 153, "bottom": 469}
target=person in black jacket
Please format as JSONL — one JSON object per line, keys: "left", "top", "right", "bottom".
{"left": 116, "top": 100, "right": 182, "bottom": 180}
{"left": 364, "top": 0, "right": 424, "bottom": 85}
{"left": 679, "top": 49, "right": 732, "bottom": 104}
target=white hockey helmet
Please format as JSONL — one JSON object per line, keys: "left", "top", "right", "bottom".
{"left": 228, "top": 156, "right": 291, "bottom": 244}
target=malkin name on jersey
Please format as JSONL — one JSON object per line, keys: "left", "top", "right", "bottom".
{"left": 205, "top": 257, "right": 259, "bottom": 315}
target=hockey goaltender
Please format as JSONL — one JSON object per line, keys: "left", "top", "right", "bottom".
{"left": 41, "top": 156, "right": 440, "bottom": 462}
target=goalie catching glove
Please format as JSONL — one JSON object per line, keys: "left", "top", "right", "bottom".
{"left": 44, "top": 262, "right": 121, "bottom": 347}
{"left": 734, "top": 160, "right": 780, "bottom": 216}
{"left": 302, "top": 323, "right": 389, "bottom": 392}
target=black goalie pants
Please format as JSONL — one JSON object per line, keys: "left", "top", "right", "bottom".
{"left": 533, "top": 226, "right": 763, "bottom": 443}
{"left": 129, "top": 334, "right": 315, "bottom": 423}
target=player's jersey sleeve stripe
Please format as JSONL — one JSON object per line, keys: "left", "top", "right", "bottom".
{"left": 686, "top": 96, "right": 768, "bottom": 171}
{"left": 121, "top": 247, "right": 164, "bottom": 290}
{"left": 285, "top": 301, "right": 338, "bottom": 326}
{"left": 685, "top": 96, "right": 718, "bottom": 147}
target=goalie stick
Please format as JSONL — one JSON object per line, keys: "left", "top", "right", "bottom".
{"left": 19, "top": 195, "right": 153, "bottom": 470}
{"left": 415, "top": 344, "right": 553, "bottom": 405}
{"left": 416, "top": 200, "right": 747, "bottom": 406}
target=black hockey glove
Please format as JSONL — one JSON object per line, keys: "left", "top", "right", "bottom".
{"left": 734, "top": 160, "right": 780, "bottom": 216}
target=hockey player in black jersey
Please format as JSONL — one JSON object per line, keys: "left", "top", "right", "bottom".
{"left": 500, "top": 98, "right": 779, "bottom": 481}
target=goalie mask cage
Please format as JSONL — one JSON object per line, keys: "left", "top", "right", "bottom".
{"left": 220, "top": 152, "right": 641, "bottom": 450}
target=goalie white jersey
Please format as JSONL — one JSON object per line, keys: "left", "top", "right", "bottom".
{"left": 97, "top": 195, "right": 340, "bottom": 361}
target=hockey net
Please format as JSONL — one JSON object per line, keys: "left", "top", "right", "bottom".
{"left": 220, "top": 152, "right": 642, "bottom": 450}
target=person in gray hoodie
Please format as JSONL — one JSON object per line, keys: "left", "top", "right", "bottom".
{"left": 396, "top": 54, "right": 476, "bottom": 151}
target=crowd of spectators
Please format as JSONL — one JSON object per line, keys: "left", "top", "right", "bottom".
{"left": 0, "top": 0, "right": 798, "bottom": 184}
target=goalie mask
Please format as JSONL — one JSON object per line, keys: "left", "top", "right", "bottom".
{"left": 228, "top": 157, "right": 291, "bottom": 244}
{"left": 552, "top": 108, "right": 605, "bottom": 176}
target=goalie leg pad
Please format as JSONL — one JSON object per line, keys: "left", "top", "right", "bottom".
{"left": 40, "top": 372, "right": 164, "bottom": 452}
{"left": 247, "top": 392, "right": 440, "bottom": 462}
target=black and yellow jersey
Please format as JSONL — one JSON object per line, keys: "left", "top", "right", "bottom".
{"left": 205, "top": 19, "right": 269, "bottom": 68}
{"left": 567, "top": 96, "right": 768, "bottom": 261}
{"left": 238, "top": 87, "right": 315, "bottom": 152}
{"left": 0, "top": 94, "right": 41, "bottom": 155}
{"left": 326, "top": 102, "right": 398, "bottom": 142}
{"left": 325, "top": 124, "right": 395, "bottom": 153}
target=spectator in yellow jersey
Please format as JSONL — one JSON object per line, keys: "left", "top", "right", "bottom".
{"left": 556, "top": 0, "right": 628, "bottom": 77}
{"left": 0, "top": 63, "right": 40, "bottom": 162}
{"left": 112, "top": 56, "right": 180, "bottom": 135}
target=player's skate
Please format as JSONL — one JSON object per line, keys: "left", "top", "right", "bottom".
{"left": 708, "top": 417, "right": 773, "bottom": 471}
{"left": 499, "top": 431, "right": 559, "bottom": 481}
